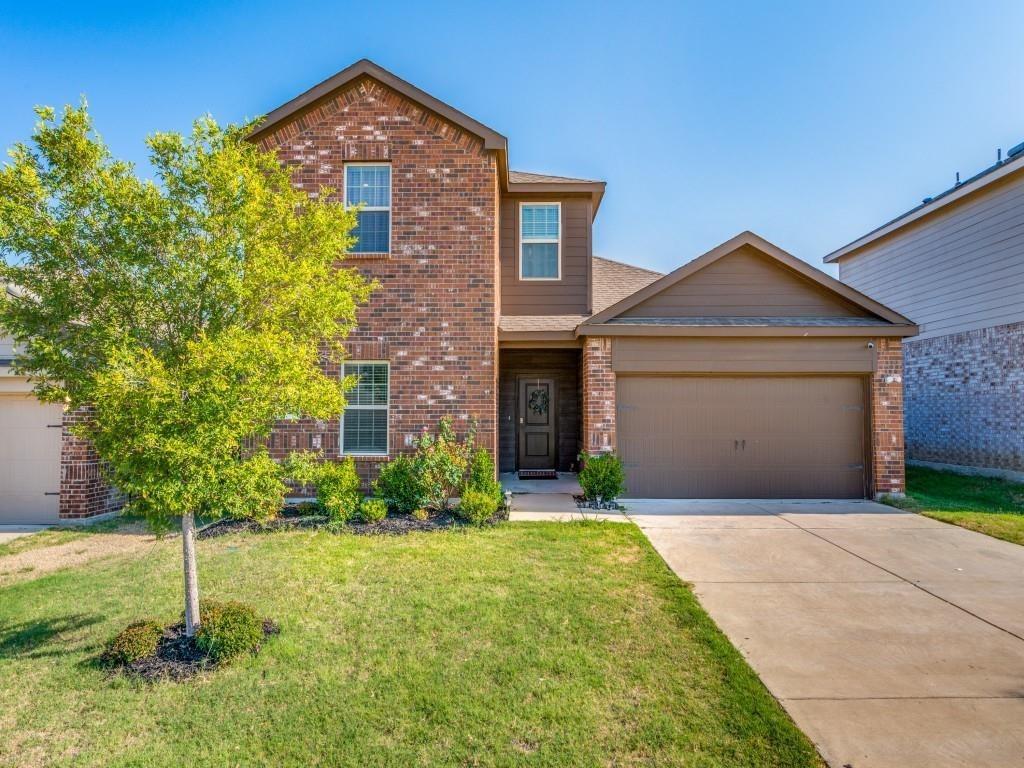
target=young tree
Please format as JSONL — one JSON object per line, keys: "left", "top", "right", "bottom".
{"left": 0, "top": 103, "right": 373, "bottom": 635}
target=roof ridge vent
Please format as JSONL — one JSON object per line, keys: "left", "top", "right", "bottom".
{"left": 1008, "top": 141, "right": 1024, "bottom": 159}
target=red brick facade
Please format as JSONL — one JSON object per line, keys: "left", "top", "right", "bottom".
{"left": 581, "top": 337, "right": 615, "bottom": 455}
{"left": 870, "top": 337, "right": 907, "bottom": 498}
{"left": 257, "top": 76, "right": 499, "bottom": 487}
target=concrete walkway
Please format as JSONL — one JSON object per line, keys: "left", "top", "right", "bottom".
{"left": 507, "top": 493, "right": 629, "bottom": 523}
{"left": 0, "top": 525, "right": 51, "bottom": 545}
{"left": 632, "top": 499, "right": 1024, "bottom": 768}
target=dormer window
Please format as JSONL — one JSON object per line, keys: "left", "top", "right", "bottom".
{"left": 519, "top": 202, "right": 561, "bottom": 280}
{"left": 345, "top": 163, "right": 391, "bottom": 254}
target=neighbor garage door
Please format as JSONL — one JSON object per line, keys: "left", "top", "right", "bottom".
{"left": 0, "top": 395, "right": 63, "bottom": 523}
{"left": 617, "top": 376, "right": 867, "bottom": 498}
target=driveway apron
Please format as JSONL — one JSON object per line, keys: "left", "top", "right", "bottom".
{"left": 630, "top": 499, "right": 1024, "bottom": 768}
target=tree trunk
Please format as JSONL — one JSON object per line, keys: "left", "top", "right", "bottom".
{"left": 181, "top": 511, "right": 201, "bottom": 636}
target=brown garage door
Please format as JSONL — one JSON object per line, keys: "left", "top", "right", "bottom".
{"left": 617, "top": 376, "right": 867, "bottom": 498}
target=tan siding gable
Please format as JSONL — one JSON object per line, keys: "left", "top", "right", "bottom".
{"left": 620, "top": 245, "right": 871, "bottom": 319}
{"left": 837, "top": 170, "right": 1024, "bottom": 340}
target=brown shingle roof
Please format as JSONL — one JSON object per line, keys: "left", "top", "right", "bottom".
{"left": 498, "top": 315, "right": 590, "bottom": 333}
{"left": 509, "top": 170, "right": 602, "bottom": 184}
{"left": 591, "top": 256, "right": 662, "bottom": 313}
{"left": 606, "top": 316, "right": 891, "bottom": 327}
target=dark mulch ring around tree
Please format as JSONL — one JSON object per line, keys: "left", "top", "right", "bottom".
{"left": 106, "top": 620, "right": 280, "bottom": 682}
{"left": 197, "top": 503, "right": 509, "bottom": 540}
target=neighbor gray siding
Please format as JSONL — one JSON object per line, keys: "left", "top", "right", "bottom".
{"left": 837, "top": 170, "right": 1024, "bottom": 341}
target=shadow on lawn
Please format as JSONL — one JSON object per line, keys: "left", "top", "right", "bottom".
{"left": 0, "top": 614, "right": 103, "bottom": 659}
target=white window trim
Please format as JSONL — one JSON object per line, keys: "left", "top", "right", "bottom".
{"left": 340, "top": 360, "right": 390, "bottom": 457}
{"left": 518, "top": 201, "right": 561, "bottom": 281}
{"left": 343, "top": 162, "right": 392, "bottom": 255}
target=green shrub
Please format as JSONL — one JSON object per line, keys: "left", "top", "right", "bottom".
{"left": 285, "top": 452, "right": 362, "bottom": 522}
{"left": 194, "top": 600, "right": 264, "bottom": 663}
{"left": 360, "top": 497, "right": 388, "bottom": 524}
{"left": 466, "top": 448, "right": 503, "bottom": 506}
{"left": 102, "top": 620, "right": 163, "bottom": 666}
{"left": 411, "top": 507, "right": 430, "bottom": 521}
{"left": 578, "top": 452, "right": 626, "bottom": 501}
{"left": 458, "top": 488, "right": 499, "bottom": 525}
{"left": 412, "top": 417, "right": 476, "bottom": 511}
{"left": 372, "top": 455, "right": 424, "bottom": 513}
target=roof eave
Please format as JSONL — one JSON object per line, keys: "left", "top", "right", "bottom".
{"left": 497, "top": 329, "right": 579, "bottom": 342}
{"left": 506, "top": 180, "right": 606, "bottom": 214}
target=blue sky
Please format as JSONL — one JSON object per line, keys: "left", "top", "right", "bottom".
{"left": 3, "top": 0, "right": 1023, "bottom": 275}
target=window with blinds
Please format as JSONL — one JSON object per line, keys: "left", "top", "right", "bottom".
{"left": 519, "top": 202, "right": 561, "bottom": 279}
{"left": 341, "top": 362, "right": 389, "bottom": 455}
{"left": 345, "top": 164, "right": 391, "bottom": 254}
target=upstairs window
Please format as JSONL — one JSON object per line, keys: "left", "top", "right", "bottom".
{"left": 345, "top": 164, "right": 391, "bottom": 254}
{"left": 341, "top": 362, "right": 389, "bottom": 455}
{"left": 519, "top": 202, "right": 561, "bottom": 280}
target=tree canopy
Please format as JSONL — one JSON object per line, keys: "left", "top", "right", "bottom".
{"left": 0, "top": 102, "right": 374, "bottom": 528}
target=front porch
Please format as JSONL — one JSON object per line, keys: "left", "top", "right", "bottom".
{"left": 499, "top": 472, "right": 582, "bottom": 494}
{"left": 498, "top": 348, "right": 582, "bottom": 474}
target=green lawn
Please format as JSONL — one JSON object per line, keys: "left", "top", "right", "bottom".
{"left": 0, "top": 522, "right": 820, "bottom": 767}
{"left": 896, "top": 465, "right": 1024, "bottom": 545}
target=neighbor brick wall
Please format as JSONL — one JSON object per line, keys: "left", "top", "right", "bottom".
{"left": 870, "top": 337, "right": 906, "bottom": 497}
{"left": 581, "top": 337, "right": 615, "bottom": 454}
{"left": 256, "top": 76, "right": 499, "bottom": 487}
{"left": 904, "top": 321, "right": 1024, "bottom": 472}
{"left": 59, "top": 408, "right": 125, "bottom": 519}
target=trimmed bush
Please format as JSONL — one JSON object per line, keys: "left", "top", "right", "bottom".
{"left": 373, "top": 455, "right": 424, "bottom": 514}
{"left": 194, "top": 600, "right": 264, "bottom": 663}
{"left": 286, "top": 452, "right": 362, "bottom": 522}
{"left": 413, "top": 417, "right": 476, "bottom": 511}
{"left": 578, "top": 452, "right": 626, "bottom": 501}
{"left": 360, "top": 497, "right": 388, "bottom": 524}
{"left": 318, "top": 458, "right": 362, "bottom": 522}
{"left": 411, "top": 507, "right": 430, "bottom": 521}
{"left": 102, "top": 620, "right": 163, "bottom": 666}
{"left": 458, "top": 488, "right": 499, "bottom": 525}
{"left": 466, "top": 448, "right": 503, "bottom": 506}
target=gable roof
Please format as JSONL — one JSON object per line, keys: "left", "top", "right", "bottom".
{"left": 580, "top": 232, "right": 917, "bottom": 336}
{"left": 824, "top": 147, "right": 1024, "bottom": 263}
{"left": 249, "top": 59, "right": 510, "bottom": 184}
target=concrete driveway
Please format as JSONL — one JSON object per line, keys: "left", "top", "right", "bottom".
{"left": 630, "top": 499, "right": 1024, "bottom": 768}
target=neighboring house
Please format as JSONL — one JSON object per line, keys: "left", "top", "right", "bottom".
{"left": 0, "top": 60, "right": 917, "bottom": 523}
{"left": 1, "top": 309, "right": 119, "bottom": 524}
{"left": 825, "top": 145, "right": 1024, "bottom": 480}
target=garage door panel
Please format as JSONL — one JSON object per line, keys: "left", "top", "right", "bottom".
{"left": 617, "top": 376, "right": 866, "bottom": 499}
{"left": 0, "top": 395, "right": 63, "bottom": 524}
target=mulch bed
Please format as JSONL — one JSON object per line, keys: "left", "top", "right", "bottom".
{"left": 117, "top": 619, "right": 280, "bottom": 682}
{"left": 197, "top": 503, "right": 509, "bottom": 540}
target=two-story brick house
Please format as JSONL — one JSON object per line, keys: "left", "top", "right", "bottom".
{"left": 0, "top": 59, "right": 918, "bottom": 524}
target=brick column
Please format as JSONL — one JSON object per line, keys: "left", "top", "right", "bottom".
{"left": 870, "top": 338, "right": 906, "bottom": 498}
{"left": 60, "top": 407, "right": 124, "bottom": 520}
{"left": 581, "top": 337, "right": 616, "bottom": 455}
